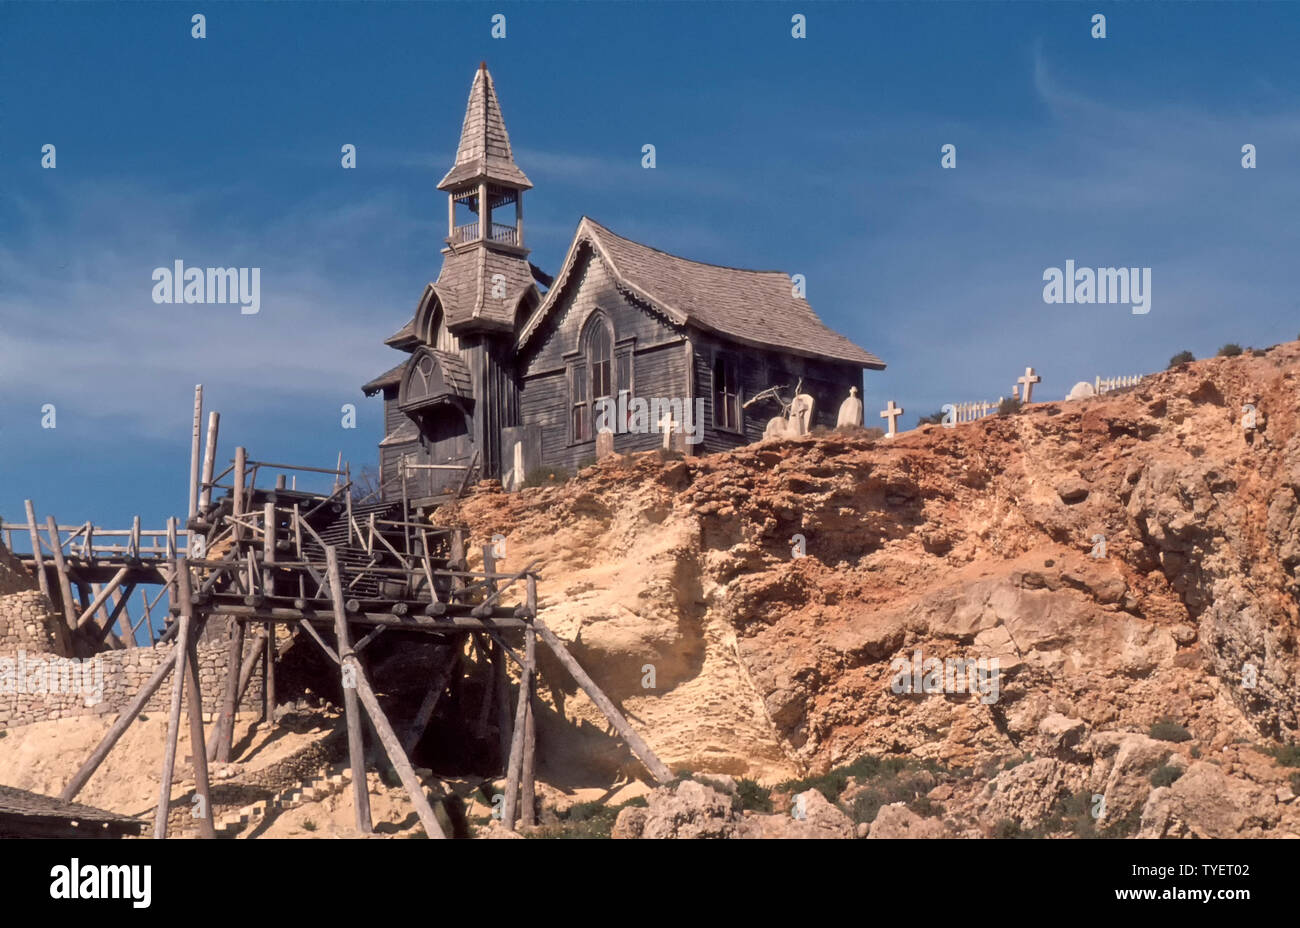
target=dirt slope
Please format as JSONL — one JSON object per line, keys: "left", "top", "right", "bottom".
{"left": 443, "top": 342, "right": 1300, "bottom": 836}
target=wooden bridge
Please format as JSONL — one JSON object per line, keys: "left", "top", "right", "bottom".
{"left": 3, "top": 386, "right": 671, "bottom": 839}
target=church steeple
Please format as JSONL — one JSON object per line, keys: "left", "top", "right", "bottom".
{"left": 439, "top": 63, "right": 530, "bottom": 255}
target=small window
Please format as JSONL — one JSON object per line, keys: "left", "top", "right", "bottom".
{"left": 714, "top": 354, "right": 740, "bottom": 431}
{"left": 570, "top": 362, "right": 590, "bottom": 442}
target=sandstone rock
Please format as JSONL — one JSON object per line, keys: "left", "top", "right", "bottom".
{"left": 738, "top": 790, "right": 855, "bottom": 839}
{"left": 1038, "top": 713, "right": 1087, "bottom": 754}
{"left": 1056, "top": 476, "right": 1090, "bottom": 504}
{"left": 979, "top": 758, "right": 1067, "bottom": 830}
{"left": 866, "top": 803, "right": 949, "bottom": 839}
{"left": 612, "top": 780, "right": 738, "bottom": 839}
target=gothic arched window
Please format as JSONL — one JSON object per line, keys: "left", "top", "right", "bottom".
{"left": 570, "top": 313, "right": 614, "bottom": 442}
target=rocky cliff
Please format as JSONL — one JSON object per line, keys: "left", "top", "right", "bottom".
{"left": 445, "top": 341, "right": 1300, "bottom": 837}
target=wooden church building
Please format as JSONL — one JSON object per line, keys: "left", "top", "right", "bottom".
{"left": 362, "top": 63, "right": 885, "bottom": 500}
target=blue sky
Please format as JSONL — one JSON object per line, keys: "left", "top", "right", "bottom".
{"left": 2, "top": 1, "right": 1299, "bottom": 535}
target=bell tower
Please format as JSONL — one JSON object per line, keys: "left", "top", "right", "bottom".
{"left": 439, "top": 62, "right": 531, "bottom": 263}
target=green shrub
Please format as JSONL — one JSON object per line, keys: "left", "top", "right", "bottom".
{"left": 1150, "top": 764, "right": 1184, "bottom": 788}
{"left": 917, "top": 410, "right": 947, "bottom": 426}
{"left": 1168, "top": 350, "right": 1195, "bottom": 368}
{"left": 1217, "top": 343, "right": 1243, "bottom": 357}
{"left": 733, "top": 778, "right": 773, "bottom": 813}
{"left": 1265, "top": 743, "right": 1300, "bottom": 767}
{"left": 302, "top": 819, "right": 317, "bottom": 832}
{"left": 997, "top": 397, "right": 1022, "bottom": 416}
{"left": 1149, "top": 718, "right": 1192, "bottom": 743}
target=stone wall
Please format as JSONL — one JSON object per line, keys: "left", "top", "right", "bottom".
{"left": 0, "top": 635, "right": 266, "bottom": 731}
{"left": 0, "top": 541, "right": 264, "bottom": 731}
{"left": 0, "top": 589, "right": 67, "bottom": 656}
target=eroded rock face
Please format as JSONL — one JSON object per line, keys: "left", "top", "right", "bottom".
{"left": 449, "top": 344, "right": 1300, "bottom": 837}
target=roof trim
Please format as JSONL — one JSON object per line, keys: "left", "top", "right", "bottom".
{"left": 518, "top": 217, "right": 886, "bottom": 368}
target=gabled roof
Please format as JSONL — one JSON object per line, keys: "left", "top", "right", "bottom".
{"left": 383, "top": 319, "right": 418, "bottom": 350}
{"left": 519, "top": 218, "right": 887, "bottom": 369}
{"left": 438, "top": 63, "right": 532, "bottom": 191}
{"left": 362, "top": 360, "right": 408, "bottom": 396}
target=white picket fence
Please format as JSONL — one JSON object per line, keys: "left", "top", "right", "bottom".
{"left": 941, "top": 398, "right": 1008, "bottom": 424}
{"left": 1095, "top": 374, "right": 1143, "bottom": 394}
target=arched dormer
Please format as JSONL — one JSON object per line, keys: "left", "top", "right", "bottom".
{"left": 399, "top": 346, "right": 473, "bottom": 426}
{"left": 412, "top": 284, "right": 462, "bottom": 353}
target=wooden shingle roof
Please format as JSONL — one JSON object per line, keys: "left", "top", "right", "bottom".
{"left": 0, "top": 785, "right": 145, "bottom": 837}
{"left": 362, "top": 360, "right": 408, "bottom": 396}
{"left": 438, "top": 63, "right": 532, "bottom": 191}
{"left": 435, "top": 247, "right": 536, "bottom": 331}
{"left": 520, "top": 218, "right": 886, "bottom": 368}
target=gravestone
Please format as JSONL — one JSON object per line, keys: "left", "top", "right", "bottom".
{"left": 836, "top": 386, "right": 864, "bottom": 427}
{"left": 596, "top": 428, "right": 615, "bottom": 460}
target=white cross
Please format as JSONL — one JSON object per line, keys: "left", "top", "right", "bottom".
{"left": 879, "top": 400, "right": 903, "bottom": 438}
{"left": 1017, "top": 367, "right": 1041, "bottom": 404}
{"left": 658, "top": 412, "right": 676, "bottom": 450}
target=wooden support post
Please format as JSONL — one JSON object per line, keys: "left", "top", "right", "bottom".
{"left": 502, "top": 628, "right": 533, "bottom": 830}
{"left": 154, "top": 559, "right": 195, "bottom": 839}
{"left": 61, "top": 650, "right": 178, "bottom": 801}
{"left": 22, "top": 500, "right": 51, "bottom": 604}
{"left": 348, "top": 660, "right": 448, "bottom": 839}
{"left": 199, "top": 411, "right": 220, "bottom": 511}
{"left": 264, "top": 620, "right": 276, "bottom": 722}
{"left": 535, "top": 622, "right": 673, "bottom": 784}
{"left": 188, "top": 385, "right": 204, "bottom": 520}
{"left": 110, "top": 587, "right": 136, "bottom": 647}
{"left": 44, "top": 516, "right": 78, "bottom": 634}
{"left": 212, "top": 619, "right": 245, "bottom": 763}
{"left": 262, "top": 501, "right": 277, "bottom": 724}
{"left": 494, "top": 638, "right": 511, "bottom": 767}
{"left": 521, "top": 578, "right": 538, "bottom": 827}
{"left": 183, "top": 603, "right": 216, "bottom": 839}
{"left": 232, "top": 446, "right": 247, "bottom": 541}
{"left": 326, "top": 547, "right": 372, "bottom": 833}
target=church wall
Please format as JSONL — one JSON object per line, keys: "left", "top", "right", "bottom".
{"left": 517, "top": 248, "right": 692, "bottom": 473}
{"left": 690, "top": 333, "right": 864, "bottom": 454}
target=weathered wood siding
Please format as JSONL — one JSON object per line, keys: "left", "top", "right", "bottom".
{"left": 517, "top": 246, "right": 690, "bottom": 472}
{"left": 689, "top": 332, "right": 865, "bottom": 454}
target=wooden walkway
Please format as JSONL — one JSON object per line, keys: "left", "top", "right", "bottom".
{"left": 7, "top": 387, "right": 672, "bottom": 839}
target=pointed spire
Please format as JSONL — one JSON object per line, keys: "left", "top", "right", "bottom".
{"left": 438, "top": 64, "right": 532, "bottom": 191}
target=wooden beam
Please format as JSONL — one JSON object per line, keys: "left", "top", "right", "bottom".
{"left": 502, "top": 628, "right": 532, "bottom": 830}
{"left": 520, "top": 604, "right": 537, "bottom": 828}
{"left": 22, "top": 500, "right": 51, "bottom": 604}
{"left": 61, "top": 650, "right": 178, "bottom": 801}
{"left": 347, "top": 654, "right": 449, "bottom": 839}
{"left": 212, "top": 619, "right": 246, "bottom": 763}
{"left": 44, "top": 516, "right": 78, "bottom": 633}
{"left": 182, "top": 598, "right": 216, "bottom": 839}
{"left": 188, "top": 385, "right": 204, "bottom": 520}
{"left": 199, "top": 411, "right": 220, "bottom": 511}
{"left": 75, "top": 568, "right": 131, "bottom": 630}
{"left": 534, "top": 621, "right": 672, "bottom": 784}
{"left": 154, "top": 560, "right": 196, "bottom": 839}
{"left": 326, "top": 547, "right": 372, "bottom": 834}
